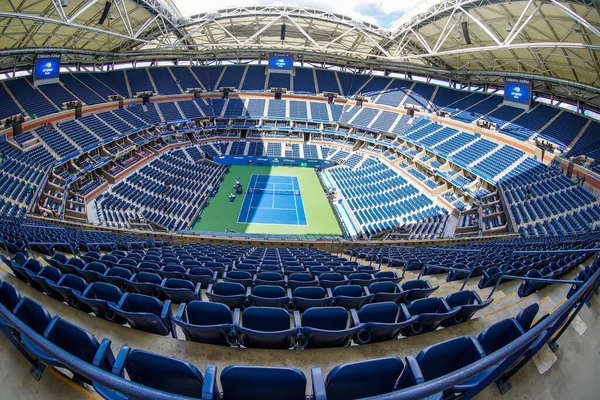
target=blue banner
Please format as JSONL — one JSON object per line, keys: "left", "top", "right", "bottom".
{"left": 33, "top": 54, "right": 61, "bottom": 86}
{"left": 503, "top": 78, "right": 532, "bottom": 110}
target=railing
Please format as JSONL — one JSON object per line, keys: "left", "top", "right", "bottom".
{"left": 0, "top": 247, "right": 598, "bottom": 399}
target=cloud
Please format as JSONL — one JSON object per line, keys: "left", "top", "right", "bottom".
{"left": 172, "top": 0, "right": 429, "bottom": 28}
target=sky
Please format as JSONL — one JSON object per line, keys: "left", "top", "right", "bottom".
{"left": 172, "top": 0, "right": 432, "bottom": 28}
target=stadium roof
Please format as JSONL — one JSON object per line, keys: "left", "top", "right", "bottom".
{"left": 0, "top": 1, "right": 599, "bottom": 107}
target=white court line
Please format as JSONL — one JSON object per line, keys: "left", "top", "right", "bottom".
{"left": 292, "top": 177, "right": 300, "bottom": 225}
{"left": 248, "top": 206, "right": 298, "bottom": 211}
{"left": 241, "top": 175, "right": 258, "bottom": 223}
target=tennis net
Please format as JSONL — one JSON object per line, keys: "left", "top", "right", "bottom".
{"left": 248, "top": 188, "right": 300, "bottom": 196}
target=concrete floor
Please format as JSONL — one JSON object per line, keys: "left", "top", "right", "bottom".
{"left": 0, "top": 253, "right": 599, "bottom": 400}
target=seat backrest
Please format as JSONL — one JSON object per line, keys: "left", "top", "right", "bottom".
{"left": 257, "top": 272, "right": 283, "bottom": 281}
{"left": 136, "top": 272, "right": 162, "bottom": 284}
{"left": 402, "top": 280, "right": 427, "bottom": 290}
{"left": 106, "top": 267, "right": 133, "bottom": 279}
{"left": 407, "top": 297, "right": 442, "bottom": 315}
{"left": 137, "top": 262, "right": 160, "bottom": 271}
{"left": 45, "top": 317, "right": 100, "bottom": 364}
{"left": 252, "top": 285, "right": 286, "bottom": 298}
{"left": 477, "top": 318, "right": 525, "bottom": 355}
{"left": 288, "top": 273, "right": 312, "bottom": 282}
{"left": 221, "top": 366, "right": 306, "bottom": 400}
{"left": 242, "top": 307, "right": 290, "bottom": 331}
{"left": 416, "top": 336, "right": 484, "bottom": 380}
{"left": 59, "top": 274, "right": 87, "bottom": 291}
{"left": 227, "top": 271, "right": 252, "bottom": 279}
{"left": 332, "top": 285, "right": 363, "bottom": 297}
{"left": 125, "top": 349, "right": 204, "bottom": 397}
{"left": 326, "top": 357, "right": 404, "bottom": 400}
{"left": 184, "top": 301, "right": 232, "bottom": 325}
{"left": 0, "top": 281, "right": 21, "bottom": 312}
{"left": 124, "top": 293, "right": 162, "bottom": 315}
{"left": 212, "top": 282, "right": 244, "bottom": 296}
{"left": 320, "top": 273, "right": 343, "bottom": 282}
{"left": 91, "top": 282, "right": 122, "bottom": 302}
{"left": 302, "top": 307, "right": 348, "bottom": 330}
{"left": 13, "top": 297, "right": 52, "bottom": 335}
{"left": 357, "top": 302, "right": 398, "bottom": 323}
{"left": 165, "top": 278, "right": 194, "bottom": 290}
{"left": 368, "top": 281, "right": 397, "bottom": 294}
{"left": 293, "top": 287, "right": 325, "bottom": 299}
{"left": 445, "top": 290, "right": 474, "bottom": 308}
{"left": 516, "top": 303, "right": 539, "bottom": 331}
{"left": 85, "top": 262, "right": 107, "bottom": 273}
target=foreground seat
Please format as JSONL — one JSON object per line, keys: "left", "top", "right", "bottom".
{"left": 23, "top": 316, "right": 115, "bottom": 383}
{"left": 368, "top": 281, "right": 406, "bottom": 303}
{"left": 173, "top": 301, "right": 234, "bottom": 345}
{"left": 95, "top": 346, "right": 214, "bottom": 399}
{"left": 401, "top": 280, "right": 438, "bottom": 302}
{"left": 72, "top": 282, "right": 126, "bottom": 324}
{"left": 312, "top": 357, "right": 405, "bottom": 400}
{"left": 396, "top": 336, "right": 487, "bottom": 396}
{"left": 217, "top": 366, "right": 307, "bottom": 400}
{"left": 46, "top": 274, "right": 92, "bottom": 312}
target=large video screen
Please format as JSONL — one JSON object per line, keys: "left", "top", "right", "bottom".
{"left": 503, "top": 78, "right": 532, "bottom": 110}
{"left": 33, "top": 54, "right": 61, "bottom": 86}
{"left": 268, "top": 53, "right": 293, "bottom": 74}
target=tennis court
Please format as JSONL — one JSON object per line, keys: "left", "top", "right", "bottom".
{"left": 238, "top": 175, "right": 307, "bottom": 225}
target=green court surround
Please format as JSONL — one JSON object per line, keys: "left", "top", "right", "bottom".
{"left": 191, "top": 165, "right": 343, "bottom": 236}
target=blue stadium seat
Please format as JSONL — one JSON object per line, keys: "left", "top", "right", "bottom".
{"left": 46, "top": 274, "right": 92, "bottom": 312}
{"left": 247, "top": 285, "right": 291, "bottom": 308}
{"left": 232, "top": 307, "right": 300, "bottom": 349}
{"left": 25, "top": 316, "right": 115, "bottom": 383}
{"left": 223, "top": 270, "right": 254, "bottom": 288}
{"left": 368, "top": 281, "right": 407, "bottom": 303}
{"left": 318, "top": 272, "right": 349, "bottom": 289}
{"left": 78, "top": 262, "right": 109, "bottom": 282}
{"left": 442, "top": 290, "right": 493, "bottom": 327}
{"left": 0, "top": 280, "right": 21, "bottom": 328}
{"left": 72, "top": 282, "right": 126, "bottom": 324}
{"left": 287, "top": 272, "right": 318, "bottom": 290}
{"left": 173, "top": 301, "right": 234, "bottom": 345}
{"left": 401, "top": 279, "right": 439, "bottom": 301}
{"left": 206, "top": 282, "right": 247, "bottom": 309}
{"left": 185, "top": 267, "right": 218, "bottom": 288}
{"left": 254, "top": 272, "right": 287, "bottom": 287}
{"left": 98, "top": 346, "right": 214, "bottom": 398}
{"left": 289, "top": 286, "right": 333, "bottom": 312}
{"left": 402, "top": 297, "right": 460, "bottom": 336}
{"left": 106, "top": 293, "right": 174, "bottom": 336}
{"left": 477, "top": 318, "right": 525, "bottom": 355}
{"left": 396, "top": 336, "right": 487, "bottom": 396}
{"left": 356, "top": 302, "right": 420, "bottom": 343}
{"left": 127, "top": 272, "right": 162, "bottom": 296}
{"left": 218, "top": 366, "right": 307, "bottom": 400}
{"left": 313, "top": 357, "right": 405, "bottom": 400}
{"left": 331, "top": 285, "right": 373, "bottom": 310}
{"left": 158, "top": 278, "right": 202, "bottom": 303}
{"left": 297, "top": 306, "right": 363, "bottom": 348}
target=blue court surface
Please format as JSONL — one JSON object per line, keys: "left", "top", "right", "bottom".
{"left": 238, "top": 175, "right": 308, "bottom": 225}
